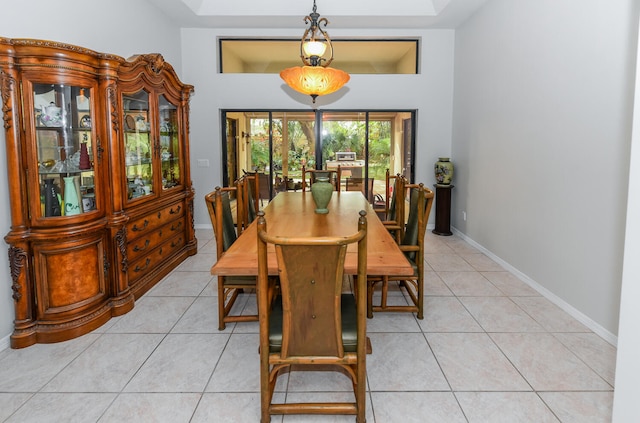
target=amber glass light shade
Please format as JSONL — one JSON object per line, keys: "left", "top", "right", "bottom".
{"left": 280, "top": 66, "right": 350, "bottom": 103}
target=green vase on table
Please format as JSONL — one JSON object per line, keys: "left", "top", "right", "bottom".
{"left": 311, "top": 176, "right": 333, "bottom": 214}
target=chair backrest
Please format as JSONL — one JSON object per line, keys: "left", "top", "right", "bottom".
{"left": 387, "top": 174, "right": 406, "bottom": 223}
{"left": 234, "top": 177, "right": 247, "bottom": 234}
{"left": 372, "top": 169, "right": 388, "bottom": 211}
{"left": 345, "top": 177, "right": 374, "bottom": 203}
{"left": 302, "top": 165, "right": 341, "bottom": 191}
{"left": 240, "top": 171, "right": 260, "bottom": 220}
{"left": 257, "top": 172, "right": 270, "bottom": 201}
{"left": 205, "top": 187, "right": 238, "bottom": 259}
{"left": 401, "top": 183, "right": 434, "bottom": 261}
{"left": 257, "top": 210, "right": 368, "bottom": 358}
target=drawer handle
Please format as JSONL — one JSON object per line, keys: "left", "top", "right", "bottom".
{"left": 171, "top": 237, "right": 183, "bottom": 248}
{"left": 132, "top": 220, "right": 149, "bottom": 232}
{"left": 134, "top": 258, "right": 151, "bottom": 272}
{"left": 170, "top": 221, "right": 183, "bottom": 231}
{"left": 133, "top": 239, "right": 151, "bottom": 252}
{"left": 169, "top": 205, "right": 182, "bottom": 215}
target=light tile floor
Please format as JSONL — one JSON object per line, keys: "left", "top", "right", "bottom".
{"left": 0, "top": 229, "right": 616, "bottom": 422}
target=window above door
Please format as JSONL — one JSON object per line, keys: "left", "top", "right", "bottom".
{"left": 219, "top": 39, "right": 419, "bottom": 74}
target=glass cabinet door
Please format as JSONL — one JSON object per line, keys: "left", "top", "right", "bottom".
{"left": 159, "top": 94, "right": 181, "bottom": 190}
{"left": 34, "top": 83, "right": 97, "bottom": 218}
{"left": 122, "top": 90, "right": 153, "bottom": 200}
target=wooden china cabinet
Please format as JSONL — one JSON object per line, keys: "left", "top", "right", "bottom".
{"left": 0, "top": 38, "right": 197, "bottom": 348}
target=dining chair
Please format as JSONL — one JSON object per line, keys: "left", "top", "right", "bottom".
{"left": 237, "top": 171, "right": 260, "bottom": 230}
{"left": 373, "top": 169, "right": 390, "bottom": 218}
{"left": 242, "top": 170, "right": 267, "bottom": 206}
{"left": 374, "top": 169, "right": 403, "bottom": 220}
{"left": 345, "top": 177, "right": 374, "bottom": 203}
{"left": 302, "top": 165, "right": 341, "bottom": 191}
{"left": 257, "top": 209, "right": 368, "bottom": 423}
{"left": 257, "top": 172, "right": 270, "bottom": 204}
{"left": 234, "top": 176, "right": 248, "bottom": 235}
{"left": 205, "top": 187, "right": 259, "bottom": 330}
{"left": 380, "top": 174, "right": 407, "bottom": 243}
{"left": 367, "top": 183, "right": 434, "bottom": 319}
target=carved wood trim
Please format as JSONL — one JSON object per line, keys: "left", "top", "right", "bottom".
{"left": 103, "top": 251, "right": 110, "bottom": 276}
{"left": 107, "top": 86, "right": 119, "bottom": 132}
{"left": 115, "top": 227, "right": 128, "bottom": 272}
{"left": 0, "top": 70, "right": 15, "bottom": 130}
{"left": 146, "top": 53, "right": 165, "bottom": 74}
{"left": 0, "top": 37, "right": 122, "bottom": 61}
{"left": 96, "top": 136, "right": 104, "bottom": 160}
{"left": 8, "top": 245, "right": 27, "bottom": 301}
{"left": 189, "top": 198, "right": 195, "bottom": 233}
{"left": 185, "top": 98, "right": 191, "bottom": 134}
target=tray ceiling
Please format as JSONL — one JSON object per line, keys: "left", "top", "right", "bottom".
{"left": 145, "top": 0, "right": 488, "bottom": 29}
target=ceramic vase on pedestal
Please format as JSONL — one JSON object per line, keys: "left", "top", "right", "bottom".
{"left": 434, "top": 157, "right": 454, "bottom": 186}
{"left": 311, "top": 176, "right": 333, "bottom": 214}
{"left": 63, "top": 176, "right": 81, "bottom": 216}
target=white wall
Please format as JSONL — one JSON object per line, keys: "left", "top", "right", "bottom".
{"left": 451, "top": 0, "right": 639, "bottom": 337}
{"left": 612, "top": 14, "right": 640, "bottom": 422}
{"left": 181, "top": 27, "right": 455, "bottom": 228}
{"left": 0, "top": 3, "right": 457, "bottom": 348}
{"left": 0, "top": 0, "right": 182, "bottom": 348}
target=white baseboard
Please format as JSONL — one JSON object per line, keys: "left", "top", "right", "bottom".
{"left": 451, "top": 227, "right": 618, "bottom": 347}
{"left": 0, "top": 333, "right": 11, "bottom": 352}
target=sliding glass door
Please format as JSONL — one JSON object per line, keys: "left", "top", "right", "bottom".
{"left": 222, "top": 110, "right": 415, "bottom": 203}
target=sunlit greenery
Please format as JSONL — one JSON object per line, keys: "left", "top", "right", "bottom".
{"left": 250, "top": 118, "right": 391, "bottom": 181}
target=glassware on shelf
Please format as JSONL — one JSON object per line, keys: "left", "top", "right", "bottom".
{"left": 43, "top": 178, "right": 62, "bottom": 217}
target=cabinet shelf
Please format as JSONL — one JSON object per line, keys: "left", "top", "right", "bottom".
{"left": 38, "top": 170, "right": 93, "bottom": 175}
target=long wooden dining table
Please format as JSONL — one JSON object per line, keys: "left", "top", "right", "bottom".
{"left": 210, "top": 191, "right": 414, "bottom": 277}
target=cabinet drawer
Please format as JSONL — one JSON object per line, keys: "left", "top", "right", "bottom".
{"left": 128, "top": 232, "right": 186, "bottom": 283}
{"left": 127, "top": 202, "right": 185, "bottom": 238}
{"left": 127, "top": 217, "right": 186, "bottom": 262}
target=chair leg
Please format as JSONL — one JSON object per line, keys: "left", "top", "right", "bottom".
{"left": 380, "top": 276, "right": 389, "bottom": 309}
{"left": 356, "top": 359, "right": 366, "bottom": 422}
{"left": 366, "top": 280, "right": 375, "bottom": 318}
{"left": 260, "top": 360, "right": 271, "bottom": 422}
{"left": 218, "top": 279, "right": 226, "bottom": 331}
{"left": 417, "top": 276, "right": 424, "bottom": 320}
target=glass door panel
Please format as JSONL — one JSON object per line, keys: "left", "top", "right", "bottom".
{"left": 367, "top": 112, "right": 394, "bottom": 202}
{"left": 321, "top": 112, "right": 366, "bottom": 192}
{"left": 159, "top": 94, "right": 180, "bottom": 190}
{"left": 271, "top": 112, "right": 315, "bottom": 192}
{"left": 247, "top": 115, "right": 271, "bottom": 174}
{"left": 34, "top": 83, "right": 97, "bottom": 217}
{"left": 122, "top": 90, "right": 152, "bottom": 200}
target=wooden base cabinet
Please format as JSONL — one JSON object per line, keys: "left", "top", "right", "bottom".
{"left": 125, "top": 201, "right": 189, "bottom": 298}
{"left": 0, "top": 38, "right": 197, "bottom": 348}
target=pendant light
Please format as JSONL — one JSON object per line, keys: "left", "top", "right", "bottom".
{"left": 280, "top": 0, "right": 350, "bottom": 103}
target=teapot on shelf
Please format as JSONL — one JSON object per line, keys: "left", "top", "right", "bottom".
{"left": 41, "top": 102, "right": 63, "bottom": 127}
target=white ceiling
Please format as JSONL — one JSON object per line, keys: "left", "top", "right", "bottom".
{"left": 145, "top": 0, "right": 488, "bottom": 29}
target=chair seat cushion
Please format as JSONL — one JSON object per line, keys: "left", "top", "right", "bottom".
{"left": 224, "top": 275, "right": 257, "bottom": 287}
{"left": 404, "top": 255, "right": 418, "bottom": 276}
{"left": 269, "top": 294, "right": 358, "bottom": 353}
